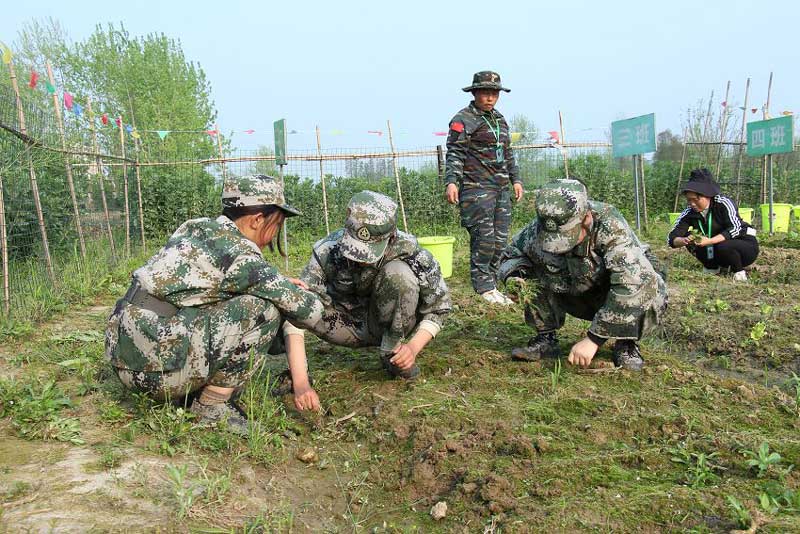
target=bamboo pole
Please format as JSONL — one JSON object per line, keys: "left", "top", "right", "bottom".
{"left": 86, "top": 97, "right": 117, "bottom": 260}
{"left": 558, "top": 111, "right": 570, "bottom": 178}
{"left": 214, "top": 122, "right": 228, "bottom": 182}
{"left": 673, "top": 127, "right": 689, "bottom": 212}
{"left": 386, "top": 120, "right": 408, "bottom": 232}
{"left": 701, "top": 90, "right": 714, "bottom": 161}
{"left": 0, "top": 170, "right": 9, "bottom": 314}
{"left": 315, "top": 126, "right": 331, "bottom": 235}
{"left": 734, "top": 78, "right": 750, "bottom": 204}
{"left": 117, "top": 118, "right": 131, "bottom": 256}
{"left": 46, "top": 61, "right": 86, "bottom": 259}
{"left": 715, "top": 80, "right": 731, "bottom": 176}
{"left": 133, "top": 138, "right": 146, "bottom": 252}
{"left": 7, "top": 58, "right": 55, "bottom": 282}
{"left": 761, "top": 72, "right": 773, "bottom": 203}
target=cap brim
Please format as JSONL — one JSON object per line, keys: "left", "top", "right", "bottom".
{"left": 539, "top": 216, "right": 584, "bottom": 254}
{"left": 340, "top": 232, "right": 390, "bottom": 264}
{"left": 279, "top": 204, "right": 302, "bottom": 217}
{"left": 680, "top": 182, "right": 719, "bottom": 198}
{"left": 462, "top": 85, "right": 510, "bottom": 93}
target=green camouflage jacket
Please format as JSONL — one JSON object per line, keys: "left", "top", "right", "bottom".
{"left": 445, "top": 102, "right": 521, "bottom": 190}
{"left": 498, "top": 202, "right": 665, "bottom": 339}
{"left": 108, "top": 216, "right": 325, "bottom": 371}
{"left": 300, "top": 230, "right": 452, "bottom": 329}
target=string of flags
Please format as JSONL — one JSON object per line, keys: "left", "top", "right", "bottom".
{"left": 2, "top": 39, "right": 795, "bottom": 147}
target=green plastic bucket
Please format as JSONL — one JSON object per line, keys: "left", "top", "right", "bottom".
{"left": 738, "top": 207, "right": 754, "bottom": 224}
{"left": 418, "top": 236, "right": 456, "bottom": 279}
{"left": 668, "top": 212, "right": 682, "bottom": 225}
{"left": 759, "top": 203, "right": 793, "bottom": 233}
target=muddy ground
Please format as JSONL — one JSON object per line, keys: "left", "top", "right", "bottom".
{"left": 1, "top": 231, "right": 800, "bottom": 532}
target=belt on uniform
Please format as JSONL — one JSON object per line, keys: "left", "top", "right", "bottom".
{"left": 124, "top": 281, "right": 179, "bottom": 318}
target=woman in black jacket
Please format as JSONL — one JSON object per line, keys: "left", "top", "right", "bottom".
{"left": 667, "top": 168, "right": 759, "bottom": 281}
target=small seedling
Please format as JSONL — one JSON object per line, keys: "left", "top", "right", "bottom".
{"left": 726, "top": 495, "right": 752, "bottom": 529}
{"left": 550, "top": 359, "right": 563, "bottom": 393}
{"left": 749, "top": 322, "right": 767, "bottom": 345}
{"left": 743, "top": 442, "right": 783, "bottom": 477}
{"left": 670, "top": 447, "right": 721, "bottom": 488}
{"left": 165, "top": 463, "right": 198, "bottom": 520}
{"left": 759, "top": 303, "right": 774, "bottom": 316}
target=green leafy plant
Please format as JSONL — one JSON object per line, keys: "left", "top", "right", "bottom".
{"left": 726, "top": 495, "right": 752, "bottom": 529}
{"left": 704, "top": 298, "right": 729, "bottom": 313}
{"left": 165, "top": 464, "right": 198, "bottom": 520}
{"left": 670, "top": 447, "right": 722, "bottom": 488}
{"left": 749, "top": 322, "right": 767, "bottom": 345}
{"left": 743, "top": 442, "right": 783, "bottom": 477}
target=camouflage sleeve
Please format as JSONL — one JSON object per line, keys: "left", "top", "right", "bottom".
{"left": 591, "top": 213, "right": 660, "bottom": 339}
{"left": 221, "top": 254, "right": 325, "bottom": 328}
{"left": 299, "top": 250, "right": 333, "bottom": 307}
{"left": 407, "top": 249, "right": 452, "bottom": 329}
{"left": 445, "top": 115, "right": 467, "bottom": 186}
{"left": 503, "top": 119, "right": 521, "bottom": 185}
{"left": 497, "top": 224, "right": 537, "bottom": 283}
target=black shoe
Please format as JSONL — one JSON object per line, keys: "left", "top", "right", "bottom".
{"left": 511, "top": 332, "right": 559, "bottom": 361}
{"left": 612, "top": 340, "right": 644, "bottom": 371}
{"left": 190, "top": 399, "right": 252, "bottom": 436}
{"left": 380, "top": 353, "right": 420, "bottom": 380}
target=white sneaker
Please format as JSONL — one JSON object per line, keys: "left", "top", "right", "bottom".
{"left": 732, "top": 270, "right": 748, "bottom": 282}
{"left": 702, "top": 267, "right": 720, "bottom": 275}
{"left": 480, "top": 289, "right": 514, "bottom": 306}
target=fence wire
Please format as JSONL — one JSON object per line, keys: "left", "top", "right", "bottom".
{"left": 1, "top": 76, "right": 798, "bottom": 321}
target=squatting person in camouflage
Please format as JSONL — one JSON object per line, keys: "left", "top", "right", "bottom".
{"left": 497, "top": 179, "right": 668, "bottom": 371}
{"left": 445, "top": 70, "right": 523, "bottom": 306}
{"left": 105, "top": 175, "right": 328, "bottom": 435}
{"left": 296, "top": 191, "right": 452, "bottom": 380}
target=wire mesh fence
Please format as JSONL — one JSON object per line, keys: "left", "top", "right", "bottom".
{"left": 1, "top": 72, "right": 799, "bottom": 322}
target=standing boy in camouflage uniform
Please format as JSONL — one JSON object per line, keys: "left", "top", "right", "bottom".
{"left": 445, "top": 71, "right": 524, "bottom": 305}
{"left": 298, "top": 191, "right": 451, "bottom": 380}
{"left": 497, "top": 179, "right": 667, "bottom": 370}
{"left": 106, "top": 175, "right": 328, "bottom": 435}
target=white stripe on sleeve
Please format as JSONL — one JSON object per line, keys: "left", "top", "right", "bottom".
{"left": 717, "top": 195, "right": 741, "bottom": 238}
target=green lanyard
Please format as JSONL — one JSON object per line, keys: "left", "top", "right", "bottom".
{"left": 481, "top": 115, "right": 501, "bottom": 143}
{"left": 699, "top": 212, "right": 712, "bottom": 237}
{"left": 481, "top": 114, "right": 504, "bottom": 163}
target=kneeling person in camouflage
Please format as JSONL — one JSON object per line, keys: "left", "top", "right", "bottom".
{"left": 299, "top": 191, "right": 452, "bottom": 379}
{"left": 106, "top": 175, "right": 326, "bottom": 435}
{"left": 498, "top": 179, "right": 667, "bottom": 370}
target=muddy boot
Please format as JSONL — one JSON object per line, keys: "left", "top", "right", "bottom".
{"left": 612, "top": 340, "right": 644, "bottom": 371}
{"left": 190, "top": 398, "right": 251, "bottom": 436}
{"left": 380, "top": 352, "right": 420, "bottom": 380}
{"left": 511, "top": 332, "right": 559, "bottom": 361}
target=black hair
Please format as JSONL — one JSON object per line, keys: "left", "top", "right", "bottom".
{"left": 222, "top": 204, "right": 286, "bottom": 257}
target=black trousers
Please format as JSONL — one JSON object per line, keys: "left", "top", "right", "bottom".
{"left": 693, "top": 236, "right": 759, "bottom": 272}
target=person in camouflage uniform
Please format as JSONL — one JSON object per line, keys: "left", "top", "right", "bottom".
{"left": 297, "top": 191, "right": 452, "bottom": 380}
{"left": 445, "top": 71, "right": 523, "bottom": 305}
{"left": 105, "top": 175, "right": 330, "bottom": 435}
{"left": 497, "top": 179, "right": 667, "bottom": 371}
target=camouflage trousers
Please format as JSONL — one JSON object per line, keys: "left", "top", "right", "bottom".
{"left": 111, "top": 295, "right": 282, "bottom": 401}
{"left": 459, "top": 186, "right": 511, "bottom": 294}
{"left": 524, "top": 279, "right": 667, "bottom": 341}
{"left": 313, "top": 260, "right": 421, "bottom": 354}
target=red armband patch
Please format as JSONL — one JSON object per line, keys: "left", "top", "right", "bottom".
{"left": 450, "top": 121, "right": 464, "bottom": 133}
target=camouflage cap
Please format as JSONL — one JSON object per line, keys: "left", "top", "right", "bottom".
{"left": 221, "top": 174, "right": 301, "bottom": 216}
{"left": 535, "top": 179, "right": 590, "bottom": 254}
{"left": 462, "top": 71, "right": 510, "bottom": 93}
{"left": 340, "top": 191, "right": 397, "bottom": 264}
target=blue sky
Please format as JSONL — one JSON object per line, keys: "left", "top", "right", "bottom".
{"left": 1, "top": 0, "right": 798, "bottom": 152}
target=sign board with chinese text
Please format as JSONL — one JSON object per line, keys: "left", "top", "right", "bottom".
{"left": 746, "top": 115, "right": 794, "bottom": 156}
{"left": 611, "top": 113, "right": 657, "bottom": 158}
{"left": 273, "top": 119, "right": 288, "bottom": 165}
